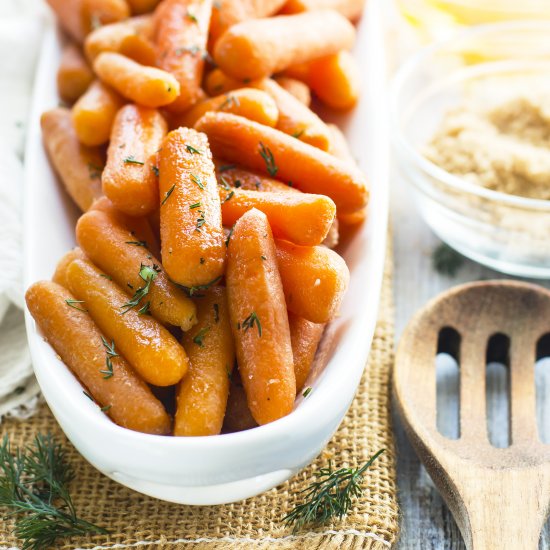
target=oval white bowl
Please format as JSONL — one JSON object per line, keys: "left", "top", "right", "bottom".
{"left": 23, "top": 0, "right": 389, "bottom": 505}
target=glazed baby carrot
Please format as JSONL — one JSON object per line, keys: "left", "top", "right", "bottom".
{"left": 274, "top": 76, "right": 311, "bottom": 106}
{"left": 289, "top": 312, "right": 325, "bottom": 392}
{"left": 46, "top": 0, "right": 130, "bottom": 43}
{"left": 173, "top": 88, "right": 278, "bottom": 129}
{"left": 255, "top": 78, "right": 331, "bottom": 150}
{"left": 308, "top": 51, "right": 360, "bottom": 110}
{"left": 76, "top": 209, "right": 197, "bottom": 330}
{"left": 195, "top": 112, "right": 369, "bottom": 214}
{"left": 281, "top": 0, "right": 365, "bottom": 21}
{"left": 85, "top": 15, "right": 153, "bottom": 61}
{"left": 276, "top": 239, "right": 349, "bottom": 323}
{"left": 220, "top": 188, "right": 336, "bottom": 246}
{"left": 94, "top": 52, "right": 180, "bottom": 107}
{"left": 57, "top": 43, "right": 94, "bottom": 104}
{"left": 204, "top": 68, "right": 257, "bottom": 96}
{"left": 53, "top": 248, "right": 87, "bottom": 289}
{"left": 158, "top": 127, "right": 225, "bottom": 287}
{"left": 226, "top": 208, "right": 295, "bottom": 425}
{"left": 25, "top": 281, "right": 170, "bottom": 435}
{"left": 152, "top": 0, "right": 212, "bottom": 113}
{"left": 41, "top": 108, "right": 103, "bottom": 212}
{"left": 223, "top": 372, "right": 258, "bottom": 432}
{"left": 215, "top": 163, "right": 297, "bottom": 193}
{"left": 72, "top": 80, "right": 125, "bottom": 146}
{"left": 90, "top": 196, "right": 161, "bottom": 258}
{"left": 102, "top": 104, "right": 167, "bottom": 215}
{"left": 214, "top": 10, "right": 355, "bottom": 80}
{"left": 66, "top": 258, "right": 189, "bottom": 386}
{"left": 209, "top": 0, "right": 287, "bottom": 46}
{"left": 175, "top": 286, "right": 235, "bottom": 436}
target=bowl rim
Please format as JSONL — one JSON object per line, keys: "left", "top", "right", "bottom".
{"left": 390, "top": 19, "right": 550, "bottom": 212}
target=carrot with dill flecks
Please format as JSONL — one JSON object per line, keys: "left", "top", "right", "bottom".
{"left": 226, "top": 208, "right": 295, "bottom": 425}
{"left": 195, "top": 112, "right": 368, "bottom": 214}
{"left": 41, "top": 108, "right": 104, "bottom": 212}
{"left": 57, "top": 43, "right": 94, "bottom": 104}
{"left": 66, "top": 258, "right": 189, "bottom": 386}
{"left": 26, "top": 281, "right": 171, "bottom": 435}
{"left": 158, "top": 127, "right": 225, "bottom": 287}
{"left": 175, "top": 286, "right": 235, "bottom": 436}
{"left": 219, "top": 188, "right": 335, "bottom": 246}
{"left": 215, "top": 162, "right": 298, "bottom": 193}
{"left": 152, "top": 0, "right": 212, "bottom": 113}
{"left": 102, "top": 104, "right": 167, "bottom": 215}
{"left": 275, "top": 239, "right": 349, "bottom": 323}
{"left": 214, "top": 10, "right": 355, "bottom": 80}
{"left": 172, "top": 88, "right": 278, "bottom": 129}
{"left": 76, "top": 209, "right": 197, "bottom": 330}
{"left": 72, "top": 80, "right": 125, "bottom": 146}
{"left": 94, "top": 52, "right": 180, "bottom": 107}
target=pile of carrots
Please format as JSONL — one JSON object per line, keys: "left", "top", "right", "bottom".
{"left": 26, "top": 0, "right": 369, "bottom": 436}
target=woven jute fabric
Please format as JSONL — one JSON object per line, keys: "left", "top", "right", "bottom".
{"left": 0, "top": 249, "right": 398, "bottom": 550}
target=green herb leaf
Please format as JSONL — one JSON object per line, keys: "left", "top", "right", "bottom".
{"left": 190, "top": 201, "right": 202, "bottom": 209}
{"left": 161, "top": 184, "right": 176, "bottom": 206}
{"left": 193, "top": 327, "right": 210, "bottom": 347}
{"left": 191, "top": 173, "right": 205, "bottom": 190}
{"left": 100, "top": 404, "right": 112, "bottom": 412}
{"left": 65, "top": 299, "right": 87, "bottom": 313}
{"left": 186, "top": 9, "right": 198, "bottom": 22}
{"left": 292, "top": 129, "right": 304, "bottom": 139}
{"left": 283, "top": 449, "right": 385, "bottom": 532}
{"left": 218, "top": 94, "right": 240, "bottom": 111}
{"left": 432, "top": 243, "right": 464, "bottom": 277}
{"left": 195, "top": 210, "right": 206, "bottom": 231}
{"left": 186, "top": 144, "right": 203, "bottom": 155}
{"left": 259, "top": 142, "right": 278, "bottom": 177}
{"left": 123, "top": 155, "right": 144, "bottom": 165}
{"left": 99, "top": 336, "right": 118, "bottom": 379}
{"left": 125, "top": 240, "right": 147, "bottom": 248}
{"left": 120, "top": 264, "right": 159, "bottom": 314}
{"left": 225, "top": 225, "right": 234, "bottom": 247}
{"left": 302, "top": 387, "right": 312, "bottom": 398}
{"left": 241, "top": 311, "right": 261, "bottom": 336}
{"left": 219, "top": 176, "right": 232, "bottom": 191}
{"left": 177, "top": 275, "right": 222, "bottom": 297}
{"left": 222, "top": 190, "right": 234, "bottom": 204}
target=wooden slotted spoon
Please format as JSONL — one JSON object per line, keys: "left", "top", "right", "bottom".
{"left": 394, "top": 280, "right": 550, "bottom": 550}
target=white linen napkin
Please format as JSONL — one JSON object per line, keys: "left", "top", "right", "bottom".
{"left": 0, "top": 2, "right": 48, "bottom": 420}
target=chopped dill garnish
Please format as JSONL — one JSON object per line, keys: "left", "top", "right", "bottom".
{"left": 292, "top": 129, "right": 304, "bottom": 139}
{"left": 137, "top": 301, "right": 151, "bottom": 315}
{"left": 125, "top": 240, "right": 147, "bottom": 248}
{"left": 193, "top": 327, "right": 210, "bottom": 347}
{"left": 241, "top": 311, "right": 261, "bottom": 337}
{"left": 219, "top": 176, "right": 232, "bottom": 190}
{"left": 65, "top": 299, "right": 87, "bottom": 313}
{"left": 177, "top": 276, "right": 222, "bottom": 297}
{"left": 432, "top": 243, "right": 464, "bottom": 277}
{"left": 218, "top": 94, "right": 240, "bottom": 110}
{"left": 99, "top": 273, "right": 112, "bottom": 280}
{"left": 161, "top": 184, "right": 176, "bottom": 206}
{"left": 191, "top": 173, "right": 205, "bottom": 190}
{"left": 100, "top": 404, "right": 112, "bottom": 412}
{"left": 99, "top": 337, "right": 118, "bottom": 379}
{"left": 259, "top": 142, "right": 278, "bottom": 177}
{"left": 302, "top": 387, "right": 312, "bottom": 398}
{"left": 186, "top": 144, "right": 203, "bottom": 155}
{"left": 222, "top": 190, "right": 234, "bottom": 203}
{"left": 283, "top": 449, "right": 385, "bottom": 532}
{"left": 190, "top": 202, "right": 202, "bottom": 209}
{"left": 225, "top": 226, "right": 234, "bottom": 247}
{"left": 120, "top": 264, "right": 159, "bottom": 314}
{"left": 123, "top": 155, "right": 144, "bottom": 165}
{"left": 195, "top": 210, "right": 206, "bottom": 231}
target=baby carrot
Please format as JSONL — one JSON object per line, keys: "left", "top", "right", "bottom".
{"left": 195, "top": 112, "right": 369, "bottom": 214}
{"left": 158, "top": 127, "right": 225, "bottom": 287}
{"left": 85, "top": 15, "right": 153, "bottom": 61}
{"left": 152, "top": 0, "right": 212, "bottom": 113}
{"left": 66, "top": 258, "right": 189, "bottom": 386}
{"left": 223, "top": 371, "right": 258, "bottom": 433}
{"left": 289, "top": 312, "right": 325, "bottom": 393}
{"left": 25, "top": 281, "right": 170, "bottom": 435}
{"left": 94, "top": 52, "right": 180, "bottom": 107}
{"left": 90, "top": 196, "right": 161, "bottom": 258}
{"left": 308, "top": 51, "right": 360, "bottom": 110}
{"left": 72, "top": 80, "right": 125, "bottom": 146}
{"left": 274, "top": 76, "right": 311, "bottom": 106}
{"left": 281, "top": 0, "right": 365, "bottom": 21}
{"left": 214, "top": 10, "right": 355, "bottom": 80}
{"left": 276, "top": 239, "right": 349, "bottom": 323}
{"left": 76, "top": 209, "right": 197, "bottom": 330}
{"left": 209, "top": 0, "right": 287, "bottom": 46}
{"left": 215, "top": 162, "right": 297, "bottom": 193}
{"left": 204, "top": 68, "right": 257, "bottom": 96}
{"left": 46, "top": 0, "right": 130, "bottom": 43}
{"left": 57, "top": 43, "right": 94, "bottom": 104}
{"left": 173, "top": 88, "right": 278, "bottom": 129}
{"left": 53, "top": 248, "right": 87, "bottom": 289}
{"left": 41, "top": 108, "right": 104, "bottom": 212}
{"left": 102, "top": 104, "right": 167, "bottom": 215}
{"left": 255, "top": 78, "right": 331, "bottom": 150}
{"left": 220, "top": 188, "right": 336, "bottom": 246}
{"left": 175, "top": 286, "right": 235, "bottom": 436}
{"left": 226, "top": 208, "right": 295, "bottom": 425}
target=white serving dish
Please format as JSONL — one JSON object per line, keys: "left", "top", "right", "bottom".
{"left": 23, "top": 0, "right": 388, "bottom": 505}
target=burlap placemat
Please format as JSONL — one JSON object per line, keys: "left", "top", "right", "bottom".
{"left": 0, "top": 247, "right": 398, "bottom": 550}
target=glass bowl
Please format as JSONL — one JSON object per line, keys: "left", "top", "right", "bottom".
{"left": 391, "top": 21, "right": 550, "bottom": 279}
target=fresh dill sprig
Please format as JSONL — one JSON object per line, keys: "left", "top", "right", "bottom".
{"left": 219, "top": 176, "right": 232, "bottom": 191}
{"left": 218, "top": 94, "right": 240, "bottom": 111}
{"left": 161, "top": 184, "right": 176, "bottom": 206}
{"left": 195, "top": 210, "right": 206, "bottom": 231}
{"left": 191, "top": 173, "right": 205, "bottom": 190}
{"left": 283, "top": 449, "right": 385, "bottom": 533}
{"left": 125, "top": 240, "right": 147, "bottom": 248}
{"left": 222, "top": 190, "right": 234, "bottom": 204}
{"left": 99, "top": 337, "right": 118, "bottom": 379}
{"left": 432, "top": 243, "right": 464, "bottom": 277}
{"left": 190, "top": 201, "right": 202, "bottom": 209}
{"left": 292, "top": 129, "right": 304, "bottom": 139}
{"left": 123, "top": 155, "right": 144, "bottom": 166}
{"left": 241, "top": 311, "right": 261, "bottom": 336}
{"left": 65, "top": 299, "right": 87, "bottom": 313}
{"left": 193, "top": 327, "right": 210, "bottom": 347}
{"left": 302, "top": 387, "right": 312, "bottom": 398}
{"left": 225, "top": 226, "right": 234, "bottom": 247}
{"left": 121, "top": 264, "right": 159, "bottom": 314}
{"left": 259, "top": 142, "right": 278, "bottom": 177}
{"left": 0, "top": 434, "right": 108, "bottom": 550}
{"left": 186, "top": 144, "right": 203, "bottom": 155}
{"left": 177, "top": 275, "right": 222, "bottom": 297}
